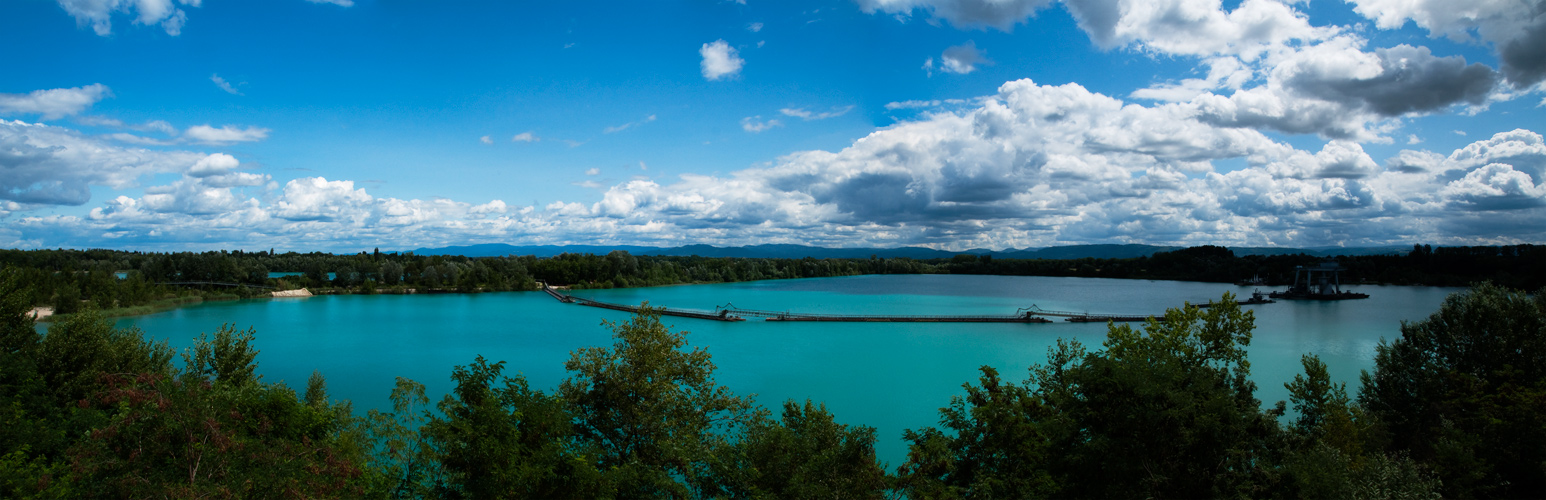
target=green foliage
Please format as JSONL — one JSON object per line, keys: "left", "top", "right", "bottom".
{"left": 0, "top": 280, "right": 378, "bottom": 498}
{"left": 68, "top": 372, "right": 369, "bottom": 498}
{"left": 365, "top": 377, "right": 440, "bottom": 498}
{"left": 305, "top": 370, "right": 329, "bottom": 407}
{"left": 183, "top": 323, "right": 261, "bottom": 387}
{"left": 1361, "top": 282, "right": 1546, "bottom": 498}
{"left": 380, "top": 260, "right": 404, "bottom": 286}
{"left": 0, "top": 363, "right": 70, "bottom": 475}
{"left": 896, "top": 363, "right": 1059, "bottom": 499}
{"left": 55, "top": 319, "right": 370, "bottom": 498}
{"left": 707, "top": 399, "right": 890, "bottom": 499}
{"left": 4, "top": 246, "right": 1542, "bottom": 316}
{"left": 0, "top": 446, "right": 73, "bottom": 499}
{"left": 418, "top": 307, "right": 890, "bottom": 498}
{"left": 0, "top": 269, "right": 39, "bottom": 356}
{"left": 1048, "top": 296, "right": 1282, "bottom": 498}
{"left": 900, "top": 294, "right": 1283, "bottom": 498}
{"left": 0, "top": 273, "right": 74, "bottom": 498}
{"left": 424, "top": 356, "right": 604, "bottom": 499}
{"left": 1278, "top": 443, "right": 1439, "bottom": 500}
{"left": 8, "top": 258, "right": 1543, "bottom": 497}
{"left": 34, "top": 309, "right": 174, "bottom": 407}
{"left": 1286, "top": 355, "right": 1365, "bottom": 452}
{"left": 560, "top": 306, "right": 755, "bottom": 497}
{"left": 1276, "top": 355, "right": 1439, "bottom": 499}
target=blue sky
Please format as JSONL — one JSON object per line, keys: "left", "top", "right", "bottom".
{"left": 3, "top": 0, "right": 1544, "bottom": 252}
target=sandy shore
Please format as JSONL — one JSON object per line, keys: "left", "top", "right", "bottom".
{"left": 27, "top": 307, "right": 54, "bottom": 320}
{"left": 271, "top": 288, "right": 314, "bottom": 297}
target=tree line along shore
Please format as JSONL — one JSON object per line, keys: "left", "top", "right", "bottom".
{"left": 4, "top": 265, "right": 1545, "bottom": 497}
{"left": 2, "top": 244, "right": 1541, "bottom": 320}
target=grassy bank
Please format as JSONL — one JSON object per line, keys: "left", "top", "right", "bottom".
{"left": 41, "top": 292, "right": 247, "bottom": 322}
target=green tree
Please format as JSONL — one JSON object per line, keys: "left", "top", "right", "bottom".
{"left": 365, "top": 377, "right": 441, "bottom": 498}
{"left": 34, "top": 309, "right": 174, "bottom": 407}
{"left": 424, "top": 356, "right": 604, "bottom": 499}
{"left": 381, "top": 261, "right": 404, "bottom": 286}
{"left": 0, "top": 270, "right": 75, "bottom": 498}
{"left": 707, "top": 399, "right": 890, "bottom": 498}
{"left": 1287, "top": 355, "right": 1363, "bottom": 448}
{"left": 0, "top": 268, "right": 38, "bottom": 356}
{"left": 1360, "top": 282, "right": 1546, "bottom": 498}
{"left": 896, "top": 363, "right": 1059, "bottom": 499}
{"left": 305, "top": 370, "right": 330, "bottom": 407}
{"left": 899, "top": 294, "right": 1283, "bottom": 498}
{"left": 560, "top": 305, "right": 755, "bottom": 497}
{"left": 67, "top": 327, "right": 370, "bottom": 498}
{"left": 1278, "top": 355, "right": 1438, "bottom": 499}
{"left": 0, "top": 446, "right": 73, "bottom": 499}
{"left": 182, "top": 323, "right": 260, "bottom": 387}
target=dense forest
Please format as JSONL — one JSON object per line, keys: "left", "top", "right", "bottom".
{"left": 1, "top": 244, "right": 1541, "bottom": 318}
{"left": 4, "top": 266, "right": 1544, "bottom": 498}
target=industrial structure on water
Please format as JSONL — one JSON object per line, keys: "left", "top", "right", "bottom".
{"left": 1268, "top": 262, "right": 1370, "bottom": 300}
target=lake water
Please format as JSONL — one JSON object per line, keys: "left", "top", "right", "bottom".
{"left": 115, "top": 274, "right": 1461, "bottom": 467}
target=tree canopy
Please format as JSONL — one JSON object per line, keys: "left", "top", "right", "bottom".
{"left": 4, "top": 273, "right": 1544, "bottom": 498}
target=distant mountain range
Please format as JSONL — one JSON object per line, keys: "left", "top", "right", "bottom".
{"left": 411, "top": 243, "right": 1412, "bottom": 260}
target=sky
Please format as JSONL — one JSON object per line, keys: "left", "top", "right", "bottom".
{"left": 2, "top": 0, "right": 1545, "bottom": 252}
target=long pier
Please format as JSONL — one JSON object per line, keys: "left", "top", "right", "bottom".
{"left": 1017, "top": 305, "right": 1161, "bottom": 323}
{"left": 543, "top": 285, "right": 744, "bottom": 322}
{"left": 713, "top": 304, "right": 1054, "bottom": 323}
{"left": 539, "top": 285, "right": 1173, "bottom": 324}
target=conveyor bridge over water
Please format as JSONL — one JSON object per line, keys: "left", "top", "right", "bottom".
{"left": 541, "top": 285, "right": 1167, "bottom": 323}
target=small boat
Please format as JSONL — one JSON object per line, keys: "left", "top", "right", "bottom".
{"left": 1241, "top": 290, "right": 1276, "bottom": 304}
{"left": 1192, "top": 290, "right": 1276, "bottom": 309}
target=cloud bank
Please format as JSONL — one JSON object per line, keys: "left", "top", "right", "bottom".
{"left": 7, "top": 79, "right": 1544, "bottom": 251}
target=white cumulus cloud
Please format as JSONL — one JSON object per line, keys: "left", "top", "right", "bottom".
{"left": 700, "top": 40, "right": 745, "bottom": 80}
{"left": 0, "top": 84, "right": 111, "bottom": 120}
{"left": 0, "top": 119, "right": 205, "bottom": 205}
{"left": 55, "top": 0, "right": 196, "bottom": 36}
{"left": 1347, "top": 0, "right": 1546, "bottom": 87}
{"left": 272, "top": 177, "right": 373, "bottom": 222}
{"left": 8, "top": 85, "right": 1546, "bottom": 251}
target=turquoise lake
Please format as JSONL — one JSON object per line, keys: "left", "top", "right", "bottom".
{"left": 114, "top": 274, "right": 1462, "bottom": 467}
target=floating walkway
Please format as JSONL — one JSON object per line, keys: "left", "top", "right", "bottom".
{"left": 539, "top": 285, "right": 1179, "bottom": 324}
{"left": 1017, "top": 306, "right": 1161, "bottom": 323}
{"left": 713, "top": 304, "right": 1054, "bottom": 323}
{"left": 543, "top": 285, "right": 744, "bottom": 322}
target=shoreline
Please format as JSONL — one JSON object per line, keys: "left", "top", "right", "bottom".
{"left": 28, "top": 274, "right": 1441, "bottom": 323}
